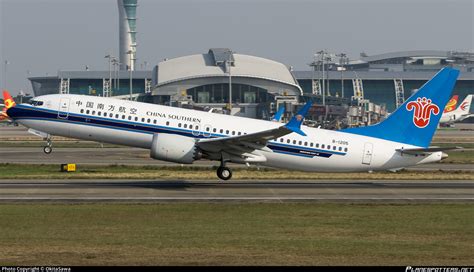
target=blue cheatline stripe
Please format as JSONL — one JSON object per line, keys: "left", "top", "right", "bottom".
{"left": 13, "top": 105, "right": 345, "bottom": 159}
{"left": 269, "top": 141, "right": 346, "bottom": 156}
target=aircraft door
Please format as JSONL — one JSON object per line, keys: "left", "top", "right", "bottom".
{"left": 362, "top": 142, "right": 373, "bottom": 165}
{"left": 58, "top": 98, "right": 70, "bottom": 119}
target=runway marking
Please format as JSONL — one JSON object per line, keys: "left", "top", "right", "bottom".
{"left": 0, "top": 197, "right": 473, "bottom": 201}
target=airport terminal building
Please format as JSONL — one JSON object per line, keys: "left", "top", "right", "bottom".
{"left": 28, "top": 49, "right": 474, "bottom": 119}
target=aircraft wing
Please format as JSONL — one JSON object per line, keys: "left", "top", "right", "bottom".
{"left": 396, "top": 146, "right": 462, "bottom": 155}
{"left": 197, "top": 102, "right": 312, "bottom": 154}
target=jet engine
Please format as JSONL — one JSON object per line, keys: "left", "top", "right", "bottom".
{"left": 150, "top": 133, "right": 202, "bottom": 164}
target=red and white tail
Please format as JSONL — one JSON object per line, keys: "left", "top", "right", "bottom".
{"left": 455, "top": 95, "right": 472, "bottom": 114}
{"left": 1, "top": 90, "right": 16, "bottom": 120}
{"left": 443, "top": 95, "right": 458, "bottom": 113}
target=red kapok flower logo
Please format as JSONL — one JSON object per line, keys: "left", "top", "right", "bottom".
{"left": 406, "top": 97, "right": 440, "bottom": 128}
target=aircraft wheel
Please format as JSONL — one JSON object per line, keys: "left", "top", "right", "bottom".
{"left": 43, "top": 146, "right": 52, "bottom": 154}
{"left": 217, "top": 167, "right": 232, "bottom": 181}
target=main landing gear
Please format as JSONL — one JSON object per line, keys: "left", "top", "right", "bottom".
{"left": 43, "top": 138, "right": 52, "bottom": 154}
{"left": 216, "top": 159, "right": 232, "bottom": 181}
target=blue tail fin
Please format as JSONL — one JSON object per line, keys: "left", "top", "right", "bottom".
{"left": 341, "top": 67, "right": 460, "bottom": 147}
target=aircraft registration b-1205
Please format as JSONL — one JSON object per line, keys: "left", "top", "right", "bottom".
{"left": 2, "top": 67, "right": 461, "bottom": 180}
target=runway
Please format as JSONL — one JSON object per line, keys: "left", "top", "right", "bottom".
{"left": 0, "top": 147, "right": 472, "bottom": 171}
{"left": 0, "top": 179, "right": 473, "bottom": 202}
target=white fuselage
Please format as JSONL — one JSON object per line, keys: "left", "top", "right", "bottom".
{"left": 13, "top": 94, "right": 443, "bottom": 172}
{"left": 439, "top": 110, "right": 473, "bottom": 124}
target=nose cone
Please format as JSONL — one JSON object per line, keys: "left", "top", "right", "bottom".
{"left": 441, "top": 152, "right": 449, "bottom": 160}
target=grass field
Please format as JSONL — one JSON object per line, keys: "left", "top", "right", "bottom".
{"left": 0, "top": 203, "right": 472, "bottom": 265}
{"left": 1, "top": 163, "right": 473, "bottom": 180}
{"left": 440, "top": 150, "right": 474, "bottom": 164}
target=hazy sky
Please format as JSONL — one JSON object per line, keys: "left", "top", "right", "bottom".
{"left": 0, "top": 0, "right": 473, "bottom": 95}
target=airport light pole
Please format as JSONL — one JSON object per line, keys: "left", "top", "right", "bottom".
{"left": 127, "top": 50, "right": 133, "bottom": 100}
{"left": 228, "top": 60, "right": 232, "bottom": 112}
{"left": 316, "top": 50, "right": 326, "bottom": 105}
{"left": 105, "top": 55, "right": 114, "bottom": 97}
{"left": 336, "top": 53, "right": 347, "bottom": 98}
{"left": 111, "top": 57, "right": 119, "bottom": 94}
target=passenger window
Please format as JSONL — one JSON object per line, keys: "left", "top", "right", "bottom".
{"left": 86, "top": 110, "right": 90, "bottom": 114}
{"left": 80, "top": 109, "right": 84, "bottom": 114}
{"left": 322, "top": 144, "right": 325, "bottom": 149}
{"left": 344, "top": 147, "right": 348, "bottom": 152}
{"left": 298, "top": 141, "right": 302, "bottom": 145}
{"left": 109, "top": 113, "right": 113, "bottom": 117}
{"left": 189, "top": 125, "right": 193, "bottom": 129}
{"left": 184, "top": 124, "right": 187, "bottom": 128}
{"left": 310, "top": 143, "right": 314, "bottom": 147}
{"left": 103, "top": 112, "right": 107, "bottom": 117}
{"left": 147, "top": 119, "right": 151, "bottom": 123}
{"left": 141, "top": 118, "right": 145, "bottom": 122}
{"left": 304, "top": 142, "right": 307, "bottom": 146}
{"left": 206, "top": 127, "right": 210, "bottom": 132}
{"left": 293, "top": 140, "right": 296, "bottom": 144}
{"left": 135, "top": 117, "right": 138, "bottom": 121}
{"left": 280, "top": 138, "right": 283, "bottom": 143}
{"left": 122, "top": 115, "right": 126, "bottom": 119}
{"left": 213, "top": 128, "right": 217, "bottom": 132}
{"left": 92, "top": 111, "right": 95, "bottom": 115}
{"left": 338, "top": 147, "right": 342, "bottom": 151}
{"left": 97, "top": 111, "right": 101, "bottom": 116}
{"left": 166, "top": 121, "right": 170, "bottom": 126}
{"left": 226, "top": 130, "right": 229, "bottom": 134}
{"left": 220, "top": 129, "right": 223, "bottom": 133}
{"left": 232, "top": 131, "right": 235, "bottom": 135}
{"left": 333, "top": 146, "right": 336, "bottom": 150}
{"left": 328, "top": 145, "right": 331, "bottom": 150}
{"left": 238, "top": 132, "right": 241, "bottom": 135}
{"left": 128, "top": 116, "right": 132, "bottom": 120}
{"left": 153, "top": 120, "right": 157, "bottom": 124}
{"left": 178, "top": 123, "right": 182, "bottom": 128}
{"left": 287, "top": 139, "right": 290, "bottom": 143}
{"left": 115, "top": 114, "right": 119, "bottom": 119}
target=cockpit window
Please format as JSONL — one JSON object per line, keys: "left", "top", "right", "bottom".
{"left": 29, "top": 100, "right": 44, "bottom": 106}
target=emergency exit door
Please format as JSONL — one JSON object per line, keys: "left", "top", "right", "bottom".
{"left": 362, "top": 143, "right": 373, "bottom": 165}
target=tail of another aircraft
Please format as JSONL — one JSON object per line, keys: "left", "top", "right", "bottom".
{"left": 1, "top": 90, "right": 16, "bottom": 120}
{"left": 342, "top": 67, "right": 460, "bottom": 147}
{"left": 453, "top": 94, "right": 472, "bottom": 114}
{"left": 443, "top": 95, "right": 458, "bottom": 113}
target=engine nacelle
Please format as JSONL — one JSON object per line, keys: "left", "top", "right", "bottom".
{"left": 150, "top": 133, "right": 201, "bottom": 164}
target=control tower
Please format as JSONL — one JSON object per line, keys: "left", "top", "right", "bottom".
{"left": 118, "top": 0, "right": 137, "bottom": 71}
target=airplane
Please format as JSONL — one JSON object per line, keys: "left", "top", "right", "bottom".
{"left": 439, "top": 94, "right": 473, "bottom": 125}
{"left": 1, "top": 103, "right": 8, "bottom": 121}
{"left": 2, "top": 67, "right": 460, "bottom": 180}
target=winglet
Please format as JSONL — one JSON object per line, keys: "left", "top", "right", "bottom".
{"left": 284, "top": 101, "right": 312, "bottom": 136}
{"left": 271, "top": 105, "right": 285, "bottom": 122}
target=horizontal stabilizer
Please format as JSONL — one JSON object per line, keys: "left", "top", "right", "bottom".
{"left": 396, "top": 146, "right": 462, "bottom": 155}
